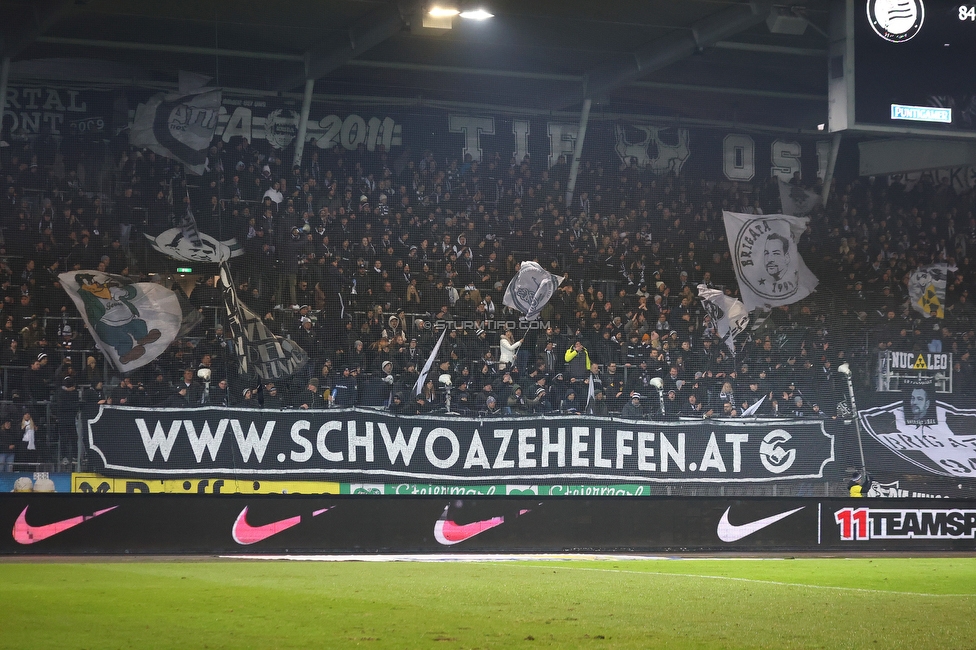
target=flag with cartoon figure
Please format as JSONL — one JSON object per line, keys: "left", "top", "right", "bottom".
{"left": 723, "top": 211, "right": 819, "bottom": 312}
{"left": 60, "top": 271, "right": 182, "bottom": 372}
{"left": 908, "top": 263, "right": 955, "bottom": 318}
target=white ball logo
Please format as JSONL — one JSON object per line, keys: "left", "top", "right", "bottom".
{"left": 868, "top": 0, "right": 924, "bottom": 42}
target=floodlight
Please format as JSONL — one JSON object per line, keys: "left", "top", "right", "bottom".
{"left": 460, "top": 8, "right": 493, "bottom": 20}
{"left": 428, "top": 6, "right": 459, "bottom": 17}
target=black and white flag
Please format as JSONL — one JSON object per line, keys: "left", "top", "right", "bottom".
{"left": 503, "top": 261, "right": 563, "bottom": 321}
{"left": 697, "top": 285, "right": 749, "bottom": 353}
{"left": 130, "top": 89, "right": 221, "bottom": 175}
{"left": 723, "top": 211, "right": 819, "bottom": 312}
{"left": 218, "top": 263, "right": 308, "bottom": 380}
{"left": 778, "top": 179, "right": 820, "bottom": 217}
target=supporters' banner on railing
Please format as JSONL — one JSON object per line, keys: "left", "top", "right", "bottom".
{"left": 908, "top": 263, "right": 954, "bottom": 318}
{"left": 697, "top": 285, "right": 749, "bottom": 353}
{"left": 503, "top": 261, "right": 563, "bottom": 321}
{"left": 59, "top": 271, "right": 182, "bottom": 373}
{"left": 87, "top": 406, "right": 836, "bottom": 482}
{"left": 130, "top": 89, "right": 221, "bottom": 175}
{"left": 859, "top": 397, "right": 976, "bottom": 479}
{"left": 723, "top": 211, "right": 819, "bottom": 312}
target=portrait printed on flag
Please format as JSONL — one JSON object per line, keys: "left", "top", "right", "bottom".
{"left": 723, "top": 211, "right": 818, "bottom": 311}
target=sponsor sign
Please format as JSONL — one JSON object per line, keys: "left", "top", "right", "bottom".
{"left": 72, "top": 473, "right": 340, "bottom": 495}
{"left": 834, "top": 506, "right": 976, "bottom": 541}
{"left": 891, "top": 104, "right": 951, "bottom": 123}
{"left": 87, "top": 406, "right": 835, "bottom": 483}
{"left": 341, "top": 483, "right": 651, "bottom": 496}
{"left": 3, "top": 496, "right": 973, "bottom": 554}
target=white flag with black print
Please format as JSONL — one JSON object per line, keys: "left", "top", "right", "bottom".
{"left": 908, "top": 263, "right": 956, "bottom": 319}
{"left": 130, "top": 89, "right": 221, "bottom": 175}
{"left": 218, "top": 263, "right": 308, "bottom": 380}
{"left": 778, "top": 179, "right": 820, "bottom": 217}
{"left": 503, "top": 261, "right": 563, "bottom": 321}
{"left": 59, "top": 271, "right": 183, "bottom": 373}
{"left": 413, "top": 327, "right": 447, "bottom": 397}
{"left": 697, "top": 285, "right": 750, "bottom": 354}
{"left": 723, "top": 211, "right": 819, "bottom": 312}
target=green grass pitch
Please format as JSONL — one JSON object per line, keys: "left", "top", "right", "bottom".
{"left": 2, "top": 557, "right": 975, "bottom": 649}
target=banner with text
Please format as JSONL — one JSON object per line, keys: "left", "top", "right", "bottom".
{"left": 87, "top": 406, "right": 836, "bottom": 483}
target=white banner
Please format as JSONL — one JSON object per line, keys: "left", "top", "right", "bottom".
{"left": 503, "top": 261, "right": 562, "bottom": 321}
{"left": 60, "top": 271, "right": 182, "bottom": 373}
{"left": 723, "top": 211, "right": 819, "bottom": 312}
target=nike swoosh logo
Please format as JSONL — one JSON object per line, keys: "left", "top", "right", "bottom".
{"left": 13, "top": 505, "right": 118, "bottom": 545}
{"left": 232, "top": 506, "right": 331, "bottom": 545}
{"left": 434, "top": 507, "right": 531, "bottom": 546}
{"left": 717, "top": 506, "right": 804, "bottom": 543}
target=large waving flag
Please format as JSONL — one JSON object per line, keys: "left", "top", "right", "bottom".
{"left": 503, "top": 261, "right": 563, "bottom": 321}
{"left": 723, "top": 211, "right": 819, "bottom": 312}
{"left": 130, "top": 89, "right": 221, "bottom": 175}
{"left": 778, "top": 179, "right": 820, "bottom": 217}
{"left": 60, "top": 271, "right": 182, "bottom": 373}
{"left": 908, "top": 263, "right": 955, "bottom": 319}
{"left": 218, "top": 263, "right": 308, "bottom": 380}
{"left": 698, "top": 285, "right": 750, "bottom": 353}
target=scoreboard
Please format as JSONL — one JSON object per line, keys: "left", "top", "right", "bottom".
{"left": 829, "top": 0, "right": 976, "bottom": 136}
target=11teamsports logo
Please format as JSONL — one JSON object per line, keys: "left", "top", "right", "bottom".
{"left": 835, "top": 507, "right": 976, "bottom": 540}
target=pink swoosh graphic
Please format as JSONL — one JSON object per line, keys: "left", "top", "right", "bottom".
{"left": 434, "top": 508, "right": 530, "bottom": 546}
{"left": 13, "top": 505, "right": 118, "bottom": 545}
{"left": 232, "top": 506, "right": 331, "bottom": 545}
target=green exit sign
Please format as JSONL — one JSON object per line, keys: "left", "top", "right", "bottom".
{"left": 176, "top": 267, "right": 192, "bottom": 273}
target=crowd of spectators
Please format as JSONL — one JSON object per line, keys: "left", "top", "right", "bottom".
{"left": 1, "top": 126, "right": 975, "bottom": 466}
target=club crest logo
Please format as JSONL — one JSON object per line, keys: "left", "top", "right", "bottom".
{"left": 264, "top": 109, "right": 298, "bottom": 149}
{"left": 867, "top": 0, "right": 924, "bottom": 43}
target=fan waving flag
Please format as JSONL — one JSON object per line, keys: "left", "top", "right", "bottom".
{"left": 413, "top": 327, "right": 448, "bottom": 397}
{"left": 723, "top": 211, "right": 819, "bottom": 312}
{"left": 908, "top": 263, "right": 956, "bottom": 318}
{"left": 218, "top": 263, "right": 307, "bottom": 380}
{"left": 130, "top": 89, "right": 221, "bottom": 175}
{"left": 60, "top": 271, "right": 182, "bottom": 373}
{"left": 778, "top": 179, "right": 820, "bottom": 217}
{"left": 503, "top": 261, "right": 563, "bottom": 321}
{"left": 697, "top": 285, "right": 750, "bottom": 353}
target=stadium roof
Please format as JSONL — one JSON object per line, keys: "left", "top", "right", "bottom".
{"left": 0, "top": 0, "right": 830, "bottom": 129}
